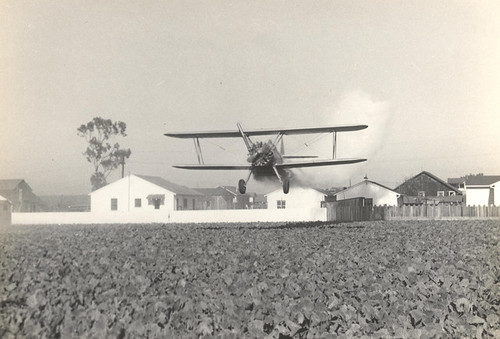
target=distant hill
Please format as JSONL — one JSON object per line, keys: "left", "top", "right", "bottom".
{"left": 39, "top": 195, "right": 90, "bottom": 212}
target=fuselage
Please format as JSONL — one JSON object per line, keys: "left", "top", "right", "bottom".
{"left": 246, "top": 140, "right": 287, "bottom": 179}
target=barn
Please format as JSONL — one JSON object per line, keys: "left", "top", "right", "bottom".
{"left": 89, "top": 174, "right": 203, "bottom": 213}
{"left": 395, "top": 171, "right": 463, "bottom": 205}
{"left": 0, "top": 179, "right": 40, "bottom": 212}
{"left": 266, "top": 186, "right": 330, "bottom": 209}
{"left": 332, "top": 180, "right": 400, "bottom": 206}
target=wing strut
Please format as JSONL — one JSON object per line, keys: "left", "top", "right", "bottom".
{"left": 237, "top": 123, "right": 254, "bottom": 152}
{"left": 332, "top": 131, "right": 337, "bottom": 159}
{"left": 272, "top": 166, "right": 283, "bottom": 184}
{"left": 193, "top": 138, "right": 204, "bottom": 164}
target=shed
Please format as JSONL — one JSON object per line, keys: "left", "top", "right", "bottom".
{"left": 333, "top": 180, "right": 400, "bottom": 206}
{"left": 464, "top": 176, "right": 500, "bottom": 206}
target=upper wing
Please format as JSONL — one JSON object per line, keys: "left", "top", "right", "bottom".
{"left": 173, "top": 164, "right": 252, "bottom": 170}
{"left": 165, "top": 124, "right": 367, "bottom": 139}
{"left": 276, "top": 158, "right": 367, "bottom": 169}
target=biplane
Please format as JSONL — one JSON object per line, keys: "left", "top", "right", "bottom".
{"left": 164, "top": 123, "right": 367, "bottom": 194}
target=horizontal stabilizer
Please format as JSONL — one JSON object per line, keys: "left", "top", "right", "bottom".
{"left": 276, "top": 158, "right": 367, "bottom": 169}
{"left": 173, "top": 164, "right": 252, "bottom": 170}
{"left": 165, "top": 124, "right": 367, "bottom": 139}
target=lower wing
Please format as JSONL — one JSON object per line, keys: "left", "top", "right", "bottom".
{"left": 173, "top": 164, "right": 252, "bottom": 170}
{"left": 276, "top": 158, "right": 367, "bottom": 169}
{"left": 173, "top": 158, "right": 366, "bottom": 170}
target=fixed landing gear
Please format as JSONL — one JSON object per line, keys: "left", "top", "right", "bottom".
{"left": 272, "top": 166, "right": 290, "bottom": 194}
{"left": 238, "top": 171, "right": 253, "bottom": 194}
{"left": 238, "top": 179, "right": 246, "bottom": 194}
{"left": 238, "top": 168, "right": 290, "bottom": 194}
{"left": 282, "top": 178, "right": 290, "bottom": 194}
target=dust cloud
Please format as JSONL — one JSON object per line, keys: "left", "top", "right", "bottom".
{"left": 290, "top": 90, "right": 392, "bottom": 190}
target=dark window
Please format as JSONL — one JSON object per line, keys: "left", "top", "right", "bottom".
{"left": 277, "top": 200, "right": 286, "bottom": 209}
{"left": 147, "top": 195, "right": 164, "bottom": 208}
{"left": 111, "top": 198, "right": 118, "bottom": 211}
{"left": 135, "top": 199, "right": 141, "bottom": 208}
{"left": 183, "top": 198, "right": 187, "bottom": 209}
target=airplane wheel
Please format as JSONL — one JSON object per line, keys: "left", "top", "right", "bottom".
{"left": 283, "top": 178, "right": 290, "bottom": 194}
{"left": 238, "top": 179, "right": 246, "bottom": 194}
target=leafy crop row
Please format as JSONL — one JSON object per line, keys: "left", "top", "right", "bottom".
{"left": 1, "top": 220, "right": 499, "bottom": 338}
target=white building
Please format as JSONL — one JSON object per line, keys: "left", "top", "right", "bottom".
{"left": 464, "top": 176, "right": 500, "bottom": 206}
{"left": 0, "top": 194, "right": 12, "bottom": 226}
{"left": 89, "top": 174, "right": 203, "bottom": 213}
{"left": 266, "top": 186, "right": 329, "bottom": 209}
{"left": 333, "top": 180, "right": 400, "bottom": 206}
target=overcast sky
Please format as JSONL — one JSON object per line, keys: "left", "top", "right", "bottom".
{"left": 1, "top": 0, "right": 499, "bottom": 195}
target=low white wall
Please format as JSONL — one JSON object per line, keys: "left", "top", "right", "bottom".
{"left": 12, "top": 208, "right": 327, "bottom": 225}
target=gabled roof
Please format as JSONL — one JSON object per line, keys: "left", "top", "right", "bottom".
{"left": 334, "top": 179, "right": 399, "bottom": 196}
{"left": 0, "top": 179, "right": 25, "bottom": 191}
{"left": 466, "top": 176, "right": 500, "bottom": 186}
{"left": 395, "top": 171, "right": 459, "bottom": 193}
{"left": 196, "top": 186, "right": 235, "bottom": 196}
{"left": 447, "top": 177, "right": 465, "bottom": 185}
{"left": 219, "top": 186, "right": 239, "bottom": 196}
{"left": 195, "top": 187, "right": 230, "bottom": 196}
{"left": 135, "top": 175, "right": 203, "bottom": 196}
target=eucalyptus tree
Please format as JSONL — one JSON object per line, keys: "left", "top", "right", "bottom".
{"left": 77, "top": 117, "right": 132, "bottom": 191}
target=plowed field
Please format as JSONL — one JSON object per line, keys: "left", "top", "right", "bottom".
{"left": 1, "top": 220, "right": 499, "bottom": 338}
